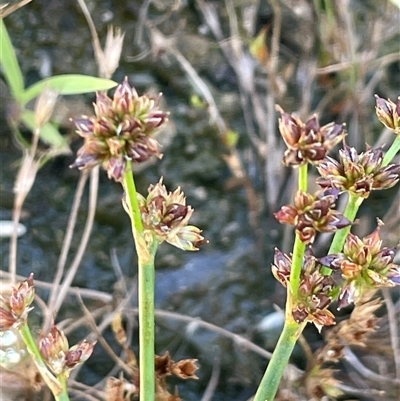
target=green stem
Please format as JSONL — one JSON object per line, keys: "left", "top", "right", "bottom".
{"left": 383, "top": 135, "right": 400, "bottom": 167}
{"left": 290, "top": 234, "right": 307, "bottom": 300}
{"left": 254, "top": 163, "right": 309, "bottom": 400}
{"left": 138, "top": 241, "right": 158, "bottom": 400}
{"left": 253, "top": 321, "right": 305, "bottom": 401}
{"left": 123, "top": 160, "right": 158, "bottom": 401}
{"left": 321, "top": 193, "right": 363, "bottom": 275}
{"left": 123, "top": 159, "right": 144, "bottom": 235}
{"left": 56, "top": 373, "right": 70, "bottom": 401}
{"left": 298, "top": 163, "right": 308, "bottom": 192}
{"left": 290, "top": 163, "right": 308, "bottom": 297}
{"left": 19, "top": 323, "right": 67, "bottom": 399}
{"left": 328, "top": 193, "right": 363, "bottom": 255}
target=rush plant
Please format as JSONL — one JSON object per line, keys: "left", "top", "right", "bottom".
{"left": 70, "top": 78, "right": 207, "bottom": 400}
{"left": 253, "top": 95, "right": 400, "bottom": 401}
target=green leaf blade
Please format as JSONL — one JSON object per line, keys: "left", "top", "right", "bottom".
{"left": 21, "top": 110, "right": 71, "bottom": 154}
{"left": 21, "top": 74, "right": 117, "bottom": 105}
{"left": 0, "top": 19, "right": 25, "bottom": 101}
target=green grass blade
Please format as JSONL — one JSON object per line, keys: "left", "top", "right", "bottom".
{"left": 21, "top": 110, "right": 71, "bottom": 154}
{"left": 21, "top": 75, "right": 117, "bottom": 105}
{"left": 0, "top": 19, "right": 25, "bottom": 101}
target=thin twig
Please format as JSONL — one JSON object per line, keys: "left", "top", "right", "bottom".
{"left": 382, "top": 288, "right": 400, "bottom": 380}
{"left": 343, "top": 347, "right": 400, "bottom": 385}
{"left": 44, "top": 169, "right": 89, "bottom": 331}
{"left": 0, "top": 270, "right": 113, "bottom": 303}
{"left": 51, "top": 167, "right": 99, "bottom": 317}
{"left": 76, "top": 293, "right": 135, "bottom": 376}
{"left": 143, "top": 308, "right": 275, "bottom": 361}
{"left": 263, "top": 0, "right": 282, "bottom": 207}
{"left": 76, "top": 0, "right": 103, "bottom": 69}
{"left": 110, "top": 248, "right": 128, "bottom": 296}
{"left": 0, "top": 0, "right": 33, "bottom": 18}
{"left": 200, "top": 351, "right": 221, "bottom": 401}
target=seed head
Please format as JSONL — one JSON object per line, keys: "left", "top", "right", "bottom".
{"left": 0, "top": 274, "right": 35, "bottom": 331}
{"left": 34, "top": 88, "right": 58, "bottom": 128}
{"left": 271, "top": 248, "right": 292, "bottom": 286}
{"left": 272, "top": 250, "right": 336, "bottom": 331}
{"left": 320, "top": 225, "right": 400, "bottom": 309}
{"left": 136, "top": 178, "right": 207, "bottom": 251}
{"left": 375, "top": 95, "right": 400, "bottom": 134}
{"left": 277, "top": 106, "right": 345, "bottom": 166}
{"left": 274, "top": 189, "right": 351, "bottom": 244}
{"left": 71, "top": 78, "right": 169, "bottom": 181}
{"left": 39, "top": 324, "right": 96, "bottom": 376}
{"left": 317, "top": 144, "right": 400, "bottom": 198}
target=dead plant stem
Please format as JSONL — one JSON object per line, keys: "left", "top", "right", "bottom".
{"left": 44, "top": 169, "right": 89, "bottom": 331}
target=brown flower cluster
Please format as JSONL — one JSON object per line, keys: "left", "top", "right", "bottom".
{"left": 0, "top": 274, "right": 35, "bottom": 331}
{"left": 277, "top": 107, "right": 345, "bottom": 166}
{"left": 320, "top": 226, "right": 400, "bottom": 309}
{"left": 136, "top": 179, "right": 207, "bottom": 251}
{"left": 375, "top": 95, "right": 400, "bottom": 134}
{"left": 39, "top": 324, "right": 96, "bottom": 376}
{"left": 274, "top": 189, "right": 351, "bottom": 243}
{"left": 155, "top": 351, "right": 199, "bottom": 380}
{"left": 317, "top": 144, "right": 400, "bottom": 198}
{"left": 154, "top": 352, "right": 199, "bottom": 401}
{"left": 71, "top": 77, "right": 168, "bottom": 181}
{"left": 272, "top": 249, "right": 336, "bottom": 331}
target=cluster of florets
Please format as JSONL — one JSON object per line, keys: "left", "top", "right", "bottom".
{"left": 272, "top": 97, "right": 400, "bottom": 329}
{"left": 375, "top": 95, "right": 400, "bottom": 134}
{"left": 0, "top": 275, "right": 96, "bottom": 378}
{"left": 274, "top": 188, "right": 351, "bottom": 244}
{"left": 136, "top": 179, "right": 207, "bottom": 251}
{"left": 277, "top": 106, "right": 345, "bottom": 167}
{"left": 71, "top": 77, "right": 168, "bottom": 181}
{"left": 317, "top": 144, "right": 400, "bottom": 198}
{"left": 272, "top": 249, "right": 336, "bottom": 331}
{"left": 320, "top": 226, "right": 400, "bottom": 309}
{"left": 0, "top": 274, "right": 35, "bottom": 330}
{"left": 39, "top": 325, "right": 96, "bottom": 377}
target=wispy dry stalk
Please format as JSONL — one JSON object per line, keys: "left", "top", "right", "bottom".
{"left": 43, "top": 169, "right": 90, "bottom": 331}
{"left": 76, "top": 294, "right": 135, "bottom": 376}
{"left": 77, "top": 0, "right": 125, "bottom": 79}
{"left": 382, "top": 288, "right": 400, "bottom": 380}
{"left": 10, "top": 151, "right": 40, "bottom": 284}
{"left": 45, "top": 0, "right": 125, "bottom": 330}
{"left": 48, "top": 167, "right": 99, "bottom": 321}
{"left": 147, "top": 22, "right": 261, "bottom": 226}
{"left": 0, "top": 0, "right": 33, "bottom": 18}
{"left": 10, "top": 89, "right": 58, "bottom": 284}
{"left": 200, "top": 353, "right": 221, "bottom": 401}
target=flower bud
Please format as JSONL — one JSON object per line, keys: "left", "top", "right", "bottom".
{"left": 275, "top": 189, "right": 351, "bottom": 244}
{"left": 34, "top": 88, "right": 58, "bottom": 128}
{"left": 0, "top": 274, "right": 35, "bottom": 331}
{"left": 137, "top": 179, "right": 207, "bottom": 251}
{"left": 317, "top": 144, "right": 400, "bottom": 198}
{"left": 375, "top": 95, "right": 400, "bottom": 134}
{"left": 39, "top": 324, "right": 96, "bottom": 376}
{"left": 321, "top": 226, "right": 400, "bottom": 308}
{"left": 277, "top": 106, "right": 345, "bottom": 166}
{"left": 71, "top": 78, "right": 169, "bottom": 181}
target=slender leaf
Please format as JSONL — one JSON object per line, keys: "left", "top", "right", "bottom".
{"left": 21, "top": 75, "right": 117, "bottom": 105}
{"left": 0, "top": 19, "right": 24, "bottom": 101}
{"left": 21, "top": 110, "right": 71, "bottom": 154}
{"left": 388, "top": 0, "right": 400, "bottom": 8}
